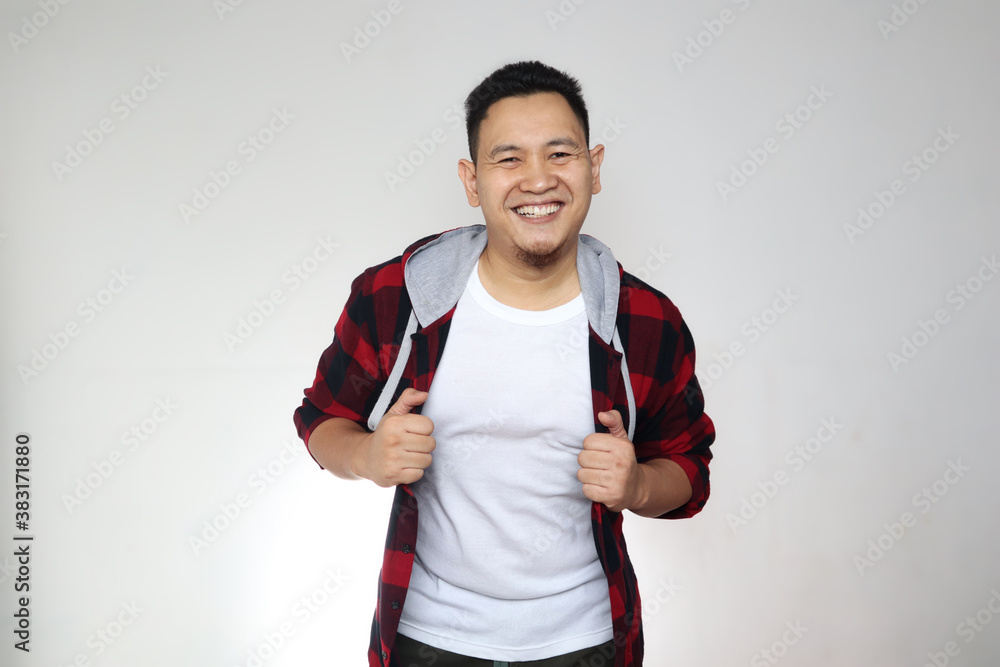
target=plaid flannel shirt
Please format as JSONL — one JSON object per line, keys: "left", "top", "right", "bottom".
{"left": 294, "top": 225, "right": 715, "bottom": 667}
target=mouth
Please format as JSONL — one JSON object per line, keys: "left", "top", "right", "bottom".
{"left": 512, "top": 202, "right": 564, "bottom": 220}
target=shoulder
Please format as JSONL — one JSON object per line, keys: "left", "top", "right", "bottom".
{"left": 349, "top": 229, "right": 449, "bottom": 295}
{"left": 618, "top": 267, "right": 687, "bottom": 331}
{"left": 616, "top": 267, "right": 700, "bottom": 370}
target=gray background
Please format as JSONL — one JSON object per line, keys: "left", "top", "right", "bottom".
{"left": 2, "top": 0, "right": 998, "bottom": 665}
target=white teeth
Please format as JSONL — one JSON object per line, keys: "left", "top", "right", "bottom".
{"left": 515, "top": 203, "right": 561, "bottom": 217}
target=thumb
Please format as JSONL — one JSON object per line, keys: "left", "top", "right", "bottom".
{"left": 599, "top": 409, "right": 628, "bottom": 439}
{"left": 387, "top": 387, "right": 428, "bottom": 416}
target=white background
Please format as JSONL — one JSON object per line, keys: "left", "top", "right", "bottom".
{"left": 2, "top": 1, "right": 999, "bottom": 665}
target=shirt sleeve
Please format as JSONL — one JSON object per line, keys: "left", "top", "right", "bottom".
{"left": 628, "top": 291, "right": 715, "bottom": 520}
{"left": 293, "top": 269, "right": 385, "bottom": 467}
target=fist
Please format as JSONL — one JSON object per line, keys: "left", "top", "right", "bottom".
{"left": 357, "top": 388, "right": 436, "bottom": 487}
{"left": 577, "top": 409, "right": 639, "bottom": 512}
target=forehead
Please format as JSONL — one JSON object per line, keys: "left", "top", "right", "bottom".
{"left": 479, "top": 92, "right": 585, "bottom": 144}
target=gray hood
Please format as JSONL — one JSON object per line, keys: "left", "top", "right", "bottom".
{"left": 403, "top": 224, "right": 622, "bottom": 344}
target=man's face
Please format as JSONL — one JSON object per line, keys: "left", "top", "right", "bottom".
{"left": 458, "top": 92, "right": 604, "bottom": 269}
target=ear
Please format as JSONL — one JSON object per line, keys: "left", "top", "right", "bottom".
{"left": 589, "top": 144, "right": 605, "bottom": 195}
{"left": 457, "top": 159, "right": 480, "bottom": 207}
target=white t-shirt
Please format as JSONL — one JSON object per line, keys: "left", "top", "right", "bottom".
{"left": 397, "top": 258, "right": 613, "bottom": 661}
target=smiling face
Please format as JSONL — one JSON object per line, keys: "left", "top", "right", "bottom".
{"left": 458, "top": 92, "right": 604, "bottom": 271}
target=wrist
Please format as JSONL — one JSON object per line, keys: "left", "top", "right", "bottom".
{"left": 349, "top": 431, "right": 373, "bottom": 481}
{"left": 628, "top": 463, "right": 652, "bottom": 513}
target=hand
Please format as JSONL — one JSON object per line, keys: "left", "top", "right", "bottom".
{"left": 353, "top": 388, "right": 435, "bottom": 487}
{"left": 577, "top": 410, "right": 641, "bottom": 512}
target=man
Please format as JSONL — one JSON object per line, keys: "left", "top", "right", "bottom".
{"left": 293, "top": 61, "right": 715, "bottom": 667}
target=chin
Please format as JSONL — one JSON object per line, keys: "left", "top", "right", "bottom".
{"left": 514, "top": 248, "right": 560, "bottom": 269}
{"left": 512, "top": 238, "right": 568, "bottom": 269}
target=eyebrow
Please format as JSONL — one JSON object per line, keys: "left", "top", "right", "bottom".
{"left": 487, "top": 137, "right": 582, "bottom": 159}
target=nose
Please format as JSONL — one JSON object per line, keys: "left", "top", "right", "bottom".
{"left": 519, "top": 154, "right": 558, "bottom": 193}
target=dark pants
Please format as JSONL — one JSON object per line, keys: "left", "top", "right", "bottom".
{"left": 395, "top": 632, "right": 616, "bottom": 667}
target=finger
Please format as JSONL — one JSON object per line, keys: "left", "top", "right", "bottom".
{"left": 598, "top": 409, "right": 628, "bottom": 439}
{"left": 401, "top": 452, "right": 433, "bottom": 471}
{"left": 580, "top": 482, "right": 607, "bottom": 505}
{"left": 577, "top": 449, "right": 610, "bottom": 470}
{"left": 400, "top": 414, "right": 435, "bottom": 436}
{"left": 387, "top": 388, "right": 428, "bottom": 416}
{"left": 403, "top": 434, "right": 436, "bottom": 454}
{"left": 582, "top": 433, "right": 618, "bottom": 452}
{"left": 578, "top": 466, "right": 613, "bottom": 487}
{"left": 398, "top": 467, "right": 426, "bottom": 485}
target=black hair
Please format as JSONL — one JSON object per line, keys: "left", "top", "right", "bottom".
{"left": 464, "top": 61, "right": 590, "bottom": 163}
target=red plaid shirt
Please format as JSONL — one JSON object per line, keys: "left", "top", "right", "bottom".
{"left": 294, "top": 225, "right": 715, "bottom": 666}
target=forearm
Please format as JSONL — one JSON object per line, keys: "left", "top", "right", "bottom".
{"left": 629, "top": 458, "right": 693, "bottom": 518}
{"left": 306, "top": 417, "right": 372, "bottom": 481}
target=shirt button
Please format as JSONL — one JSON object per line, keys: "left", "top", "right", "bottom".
{"left": 402, "top": 544, "right": 412, "bottom": 554}
{"left": 391, "top": 600, "right": 400, "bottom": 610}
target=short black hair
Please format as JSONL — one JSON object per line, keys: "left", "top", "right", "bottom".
{"left": 464, "top": 61, "right": 590, "bottom": 163}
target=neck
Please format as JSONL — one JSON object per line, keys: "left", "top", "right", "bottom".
{"left": 478, "top": 239, "right": 580, "bottom": 311}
